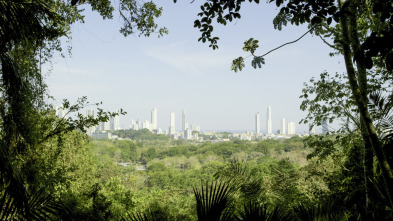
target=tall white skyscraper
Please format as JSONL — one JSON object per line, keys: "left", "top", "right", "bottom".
{"left": 266, "top": 106, "right": 272, "bottom": 135}
{"left": 322, "top": 121, "right": 329, "bottom": 133}
{"left": 287, "top": 122, "right": 296, "bottom": 134}
{"left": 281, "top": 118, "right": 286, "bottom": 135}
{"left": 130, "top": 119, "right": 138, "bottom": 130}
{"left": 151, "top": 108, "right": 157, "bottom": 130}
{"left": 182, "top": 110, "right": 187, "bottom": 132}
{"left": 100, "top": 121, "right": 110, "bottom": 131}
{"left": 309, "top": 123, "right": 316, "bottom": 135}
{"left": 110, "top": 110, "right": 120, "bottom": 130}
{"left": 86, "top": 108, "right": 94, "bottom": 117}
{"left": 142, "top": 120, "right": 151, "bottom": 130}
{"left": 137, "top": 119, "right": 141, "bottom": 130}
{"left": 169, "top": 112, "right": 175, "bottom": 135}
{"left": 86, "top": 108, "right": 96, "bottom": 136}
{"left": 255, "top": 112, "right": 260, "bottom": 134}
{"left": 56, "top": 105, "right": 66, "bottom": 118}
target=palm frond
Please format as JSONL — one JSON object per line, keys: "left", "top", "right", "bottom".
{"left": 238, "top": 202, "right": 294, "bottom": 221}
{"left": 237, "top": 202, "right": 270, "bottom": 221}
{"left": 215, "top": 160, "right": 264, "bottom": 200}
{"left": 122, "top": 212, "right": 149, "bottom": 221}
{"left": 122, "top": 207, "right": 171, "bottom": 221}
{"left": 194, "top": 181, "right": 234, "bottom": 221}
{"left": 0, "top": 140, "right": 29, "bottom": 218}
{"left": 293, "top": 202, "right": 341, "bottom": 221}
{"left": 0, "top": 184, "right": 66, "bottom": 220}
{"left": 368, "top": 91, "right": 393, "bottom": 141}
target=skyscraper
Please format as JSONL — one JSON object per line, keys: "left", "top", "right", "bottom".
{"left": 86, "top": 108, "right": 96, "bottom": 136}
{"left": 309, "top": 123, "right": 316, "bottom": 134}
{"left": 100, "top": 121, "right": 110, "bottom": 131}
{"left": 110, "top": 110, "right": 120, "bottom": 130}
{"left": 266, "top": 106, "right": 272, "bottom": 135}
{"left": 56, "top": 105, "right": 66, "bottom": 118}
{"left": 281, "top": 118, "right": 286, "bottom": 135}
{"left": 86, "top": 108, "right": 94, "bottom": 117}
{"left": 287, "top": 122, "right": 296, "bottom": 134}
{"left": 169, "top": 112, "right": 175, "bottom": 135}
{"left": 255, "top": 112, "right": 260, "bottom": 134}
{"left": 151, "top": 108, "right": 157, "bottom": 130}
{"left": 322, "top": 121, "right": 329, "bottom": 133}
{"left": 142, "top": 120, "right": 150, "bottom": 130}
{"left": 182, "top": 110, "right": 187, "bottom": 132}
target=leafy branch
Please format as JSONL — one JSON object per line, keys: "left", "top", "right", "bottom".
{"left": 231, "top": 28, "right": 313, "bottom": 72}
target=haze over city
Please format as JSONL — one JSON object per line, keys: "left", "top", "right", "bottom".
{"left": 47, "top": 1, "right": 345, "bottom": 132}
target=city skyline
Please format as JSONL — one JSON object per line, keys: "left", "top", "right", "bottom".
{"left": 79, "top": 105, "right": 311, "bottom": 134}
{"left": 47, "top": 2, "right": 344, "bottom": 132}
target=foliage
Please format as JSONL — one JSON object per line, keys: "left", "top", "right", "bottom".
{"left": 112, "top": 129, "right": 169, "bottom": 141}
{"left": 188, "top": 0, "right": 393, "bottom": 215}
{"left": 194, "top": 181, "right": 234, "bottom": 221}
{"left": 0, "top": 0, "right": 168, "bottom": 218}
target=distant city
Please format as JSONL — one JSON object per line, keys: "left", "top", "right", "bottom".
{"left": 55, "top": 105, "right": 330, "bottom": 141}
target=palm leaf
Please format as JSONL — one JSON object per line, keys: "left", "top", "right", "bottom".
{"left": 194, "top": 181, "right": 234, "bottom": 221}
{"left": 122, "top": 208, "right": 171, "bottom": 221}
{"left": 238, "top": 202, "right": 294, "bottom": 221}
{"left": 237, "top": 202, "right": 270, "bottom": 221}
{"left": 215, "top": 160, "right": 264, "bottom": 200}
{"left": 293, "top": 202, "right": 341, "bottom": 221}
{"left": 122, "top": 212, "right": 149, "bottom": 221}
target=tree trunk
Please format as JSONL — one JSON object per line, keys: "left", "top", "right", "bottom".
{"left": 347, "top": 3, "right": 374, "bottom": 210}
{"left": 338, "top": 0, "right": 393, "bottom": 207}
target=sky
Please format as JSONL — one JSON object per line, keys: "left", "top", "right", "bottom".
{"left": 46, "top": 1, "right": 346, "bottom": 133}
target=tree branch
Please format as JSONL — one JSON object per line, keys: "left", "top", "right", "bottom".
{"left": 318, "top": 35, "right": 337, "bottom": 49}
{"left": 261, "top": 28, "right": 313, "bottom": 58}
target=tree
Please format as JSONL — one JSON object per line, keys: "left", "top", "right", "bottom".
{"left": 187, "top": 0, "right": 393, "bottom": 212}
{"left": 0, "top": 0, "right": 167, "bottom": 218}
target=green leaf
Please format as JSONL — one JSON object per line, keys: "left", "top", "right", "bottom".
{"left": 251, "top": 56, "right": 265, "bottom": 69}
{"left": 242, "top": 38, "right": 259, "bottom": 54}
{"left": 231, "top": 57, "right": 245, "bottom": 72}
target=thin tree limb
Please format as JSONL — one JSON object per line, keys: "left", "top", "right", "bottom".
{"left": 261, "top": 28, "right": 313, "bottom": 58}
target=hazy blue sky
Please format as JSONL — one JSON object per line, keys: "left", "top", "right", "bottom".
{"left": 47, "top": 1, "right": 345, "bottom": 132}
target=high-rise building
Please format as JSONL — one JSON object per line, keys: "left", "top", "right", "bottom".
{"left": 110, "top": 110, "right": 120, "bottom": 130}
{"left": 287, "top": 122, "right": 296, "bottom": 134}
{"left": 309, "top": 123, "right": 316, "bottom": 134}
{"left": 100, "top": 121, "right": 110, "bottom": 131}
{"left": 266, "top": 106, "right": 272, "bottom": 135}
{"left": 86, "top": 108, "right": 96, "bottom": 136}
{"left": 136, "top": 119, "right": 141, "bottom": 130}
{"left": 169, "top": 112, "right": 175, "bottom": 135}
{"left": 130, "top": 119, "right": 138, "bottom": 130}
{"left": 182, "top": 110, "right": 187, "bottom": 132}
{"left": 184, "top": 128, "right": 192, "bottom": 140}
{"left": 142, "top": 120, "right": 150, "bottom": 130}
{"left": 56, "top": 105, "right": 66, "bottom": 118}
{"left": 151, "top": 108, "right": 157, "bottom": 130}
{"left": 281, "top": 118, "right": 286, "bottom": 135}
{"left": 255, "top": 112, "right": 260, "bottom": 134}
{"left": 86, "top": 108, "right": 94, "bottom": 117}
{"left": 322, "top": 121, "right": 329, "bottom": 133}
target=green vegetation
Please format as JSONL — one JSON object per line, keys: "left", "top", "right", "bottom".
{"left": 1, "top": 0, "right": 393, "bottom": 220}
{"left": 112, "top": 129, "right": 169, "bottom": 141}
{"left": 65, "top": 136, "right": 321, "bottom": 220}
